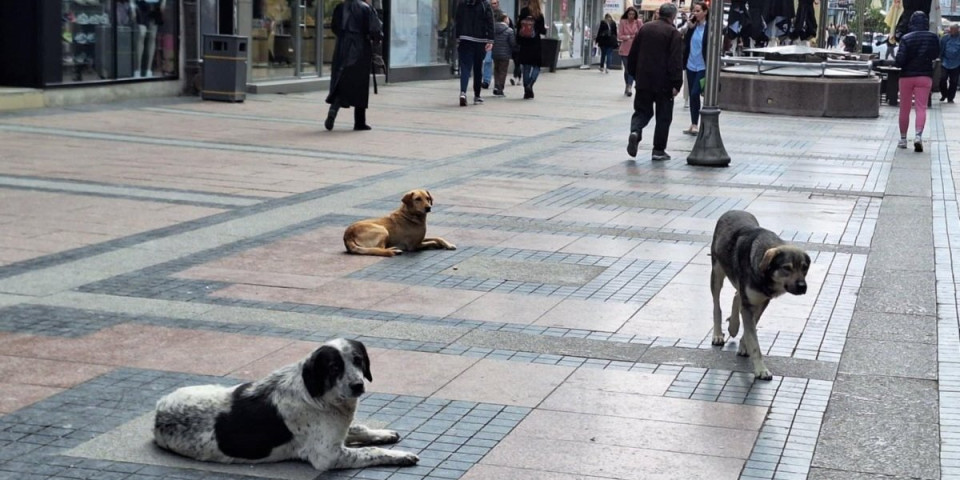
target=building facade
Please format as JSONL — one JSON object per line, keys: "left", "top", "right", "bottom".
{"left": 0, "top": 0, "right": 613, "bottom": 95}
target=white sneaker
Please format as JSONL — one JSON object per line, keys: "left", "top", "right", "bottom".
{"left": 897, "top": 138, "right": 907, "bottom": 149}
{"left": 683, "top": 99, "right": 689, "bottom": 109}
{"left": 914, "top": 136, "right": 923, "bottom": 152}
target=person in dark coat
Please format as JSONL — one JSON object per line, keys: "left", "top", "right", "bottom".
{"left": 324, "top": 0, "right": 382, "bottom": 131}
{"left": 895, "top": 10, "right": 939, "bottom": 152}
{"left": 517, "top": 0, "right": 547, "bottom": 99}
{"left": 625, "top": 2, "right": 683, "bottom": 161}
{"left": 455, "top": 0, "right": 495, "bottom": 106}
{"left": 595, "top": 14, "right": 618, "bottom": 73}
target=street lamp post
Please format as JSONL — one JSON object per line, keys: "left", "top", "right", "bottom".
{"left": 686, "top": 0, "right": 731, "bottom": 167}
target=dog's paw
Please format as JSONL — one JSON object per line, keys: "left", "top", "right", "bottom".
{"left": 444, "top": 243, "right": 457, "bottom": 250}
{"left": 754, "top": 368, "right": 773, "bottom": 381}
{"left": 392, "top": 451, "right": 419, "bottom": 466}
{"left": 383, "top": 430, "right": 401, "bottom": 444}
{"left": 737, "top": 343, "right": 749, "bottom": 357}
{"left": 727, "top": 316, "right": 740, "bottom": 337}
{"left": 711, "top": 334, "right": 725, "bottom": 346}
{"left": 388, "top": 247, "right": 403, "bottom": 256}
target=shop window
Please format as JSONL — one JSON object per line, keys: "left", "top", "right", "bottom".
{"left": 390, "top": 0, "right": 454, "bottom": 67}
{"left": 59, "top": 0, "right": 178, "bottom": 83}
{"left": 548, "top": 0, "right": 586, "bottom": 59}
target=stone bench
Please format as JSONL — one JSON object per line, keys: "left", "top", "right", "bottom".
{"left": 717, "top": 72, "right": 881, "bottom": 118}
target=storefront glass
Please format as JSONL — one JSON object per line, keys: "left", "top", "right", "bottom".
{"left": 390, "top": 0, "right": 454, "bottom": 67}
{"left": 251, "top": 0, "right": 321, "bottom": 80}
{"left": 59, "top": 0, "right": 178, "bottom": 83}
{"left": 549, "top": 0, "right": 586, "bottom": 59}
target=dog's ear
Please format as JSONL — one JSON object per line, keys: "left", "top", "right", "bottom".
{"left": 803, "top": 253, "right": 811, "bottom": 268}
{"left": 346, "top": 339, "right": 373, "bottom": 382}
{"left": 402, "top": 191, "right": 415, "bottom": 207}
{"left": 759, "top": 247, "right": 781, "bottom": 273}
{"left": 302, "top": 345, "right": 345, "bottom": 398}
{"left": 425, "top": 190, "right": 433, "bottom": 205}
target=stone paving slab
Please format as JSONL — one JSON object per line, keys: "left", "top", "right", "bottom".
{"left": 0, "top": 69, "right": 954, "bottom": 480}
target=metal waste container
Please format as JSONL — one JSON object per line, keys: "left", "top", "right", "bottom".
{"left": 201, "top": 34, "right": 247, "bottom": 102}
{"left": 541, "top": 38, "right": 561, "bottom": 73}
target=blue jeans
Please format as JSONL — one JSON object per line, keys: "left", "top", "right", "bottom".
{"left": 482, "top": 50, "right": 493, "bottom": 85}
{"left": 522, "top": 64, "right": 540, "bottom": 88}
{"left": 458, "top": 41, "right": 486, "bottom": 97}
{"left": 599, "top": 46, "right": 613, "bottom": 69}
{"left": 621, "top": 55, "right": 634, "bottom": 87}
{"left": 687, "top": 69, "right": 706, "bottom": 124}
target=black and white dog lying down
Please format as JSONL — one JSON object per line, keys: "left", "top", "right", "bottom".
{"left": 153, "top": 338, "right": 419, "bottom": 472}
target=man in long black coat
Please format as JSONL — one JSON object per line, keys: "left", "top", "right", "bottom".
{"left": 325, "top": 0, "right": 382, "bottom": 131}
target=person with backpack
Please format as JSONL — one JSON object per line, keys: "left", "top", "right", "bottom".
{"left": 455, "top": 0, "right": 495, "bottom": 106}
{"left": 595, "top": 14, "right": 618, "bottom": 73}
{"left": 516, "top": 0, "right": 547, "bottom": 99}
{"left": 491, "top": 10, "right": 517, "bottom": 96}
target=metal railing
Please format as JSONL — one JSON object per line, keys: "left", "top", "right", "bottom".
{"left": 720, "top": 56, "right": 874, "bottom": 77}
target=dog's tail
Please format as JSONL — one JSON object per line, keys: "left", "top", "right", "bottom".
{"left": 343, "top": 237, "right": 400, "bottom": 257}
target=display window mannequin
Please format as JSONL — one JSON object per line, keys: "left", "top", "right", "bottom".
{"left": 134, "top": 0, "right": 165, "bottom": 77}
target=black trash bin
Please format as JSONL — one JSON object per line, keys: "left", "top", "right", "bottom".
{"left": 202, "top": 34, "right": 248, "bottom": 102}
{"left": 541, "top": 38, "right": 561, "bottom": 72}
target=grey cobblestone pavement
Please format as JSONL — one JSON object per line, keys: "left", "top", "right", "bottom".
{"left": 0, "top": 70, "right": 953, "bottom": 479}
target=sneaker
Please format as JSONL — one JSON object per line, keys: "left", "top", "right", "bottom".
{"left": 510, "top": 78, "right": 517, "bottom": 86}
{"left": 493, "top": 89, "right": 504, "bottom": 96}
{"left": 897, "top": 138, "right": 908, "bottom": 149}
{"left": 474, "top": 96, "right": 484, "bottom": 105}
{"left": 626, "top": 131, "right": 640, "bottom": 158}
{"left": 914, "top": 136, "right": 923, "bottom": 152}
{"left": 683, "top": 98, "right": 690, "bottom": 109}
{"left": 459, "top": 93, "right": 467, "bottom": 107}
{"left": 651, "top": 150, "right": 672, "bottom": 161}
{"left": 481, "top": 82, "right": 490, "bottom": 89}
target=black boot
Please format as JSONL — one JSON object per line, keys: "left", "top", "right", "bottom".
{"left": 353, "top": 107, "right": 371, "bottom": 131}
{"left": 325, "top": 103, "right": 339, "bottom": 131}
{"left": 523, "top": 87, "right": 532, "bottom": 99}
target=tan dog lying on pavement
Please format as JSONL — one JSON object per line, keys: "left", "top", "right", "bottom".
{"left": 343, "top": 189, "right": 456, "bottom": 257}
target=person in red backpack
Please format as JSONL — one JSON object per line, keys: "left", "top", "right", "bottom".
{"left": 516, "top": 0, "right": 546, "bottom": 99}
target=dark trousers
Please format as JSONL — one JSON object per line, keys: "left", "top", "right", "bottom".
{"left": 493, "top": 58, "right": 510, "bottom": 91}
{"left": 599, "top": 46, "right": 613, "bottom": 68}
{"left": 458, "top": 41, "right": 486, "bottom": 97}
{"left": 941, "top": 66, "right": 960, "bottom": 101}
{"left": 328, "top": 98, "right": 366, "bottom": 127}
{"left": 630, "top": 89, "right": 674, "bottom": 152}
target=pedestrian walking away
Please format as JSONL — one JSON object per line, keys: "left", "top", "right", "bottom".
{"left": 940, "top": 23, "right": 960, "bottom": 103}
{"left": 324, "top": 0, "right": 382, "bottom": 131}
{"left": 491, "top": 11, "right": 517, "bottom": 96}
{"left": 682, "top": 1, "right": 709, "bottom": 136}
{"left": 455, "top": 0, "right": 495, "bottom": 106}
{"left": 517, "top": 0, "right": 547, "bottom": 99}
{"left": 895, "top": 11, "right": 939, "bottom": 152}
{"left": 625, "top": 2, "right": 683, "bottom": 161}
{"left": 482, "top": 0, "right": 505, "bottom": 89}
{"left": 595, "top": 14, "right": 618, "bottom": 73}
{"left": 618, "top": 6, "right": 643, "bottom": 96}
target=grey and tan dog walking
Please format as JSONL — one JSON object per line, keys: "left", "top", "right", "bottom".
{"left": 710, "top": 210, "right": 811, "bottom": 380}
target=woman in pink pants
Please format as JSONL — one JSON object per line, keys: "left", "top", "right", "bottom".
{"left": 895, "top": 11, "right": 940, "bottom": 152}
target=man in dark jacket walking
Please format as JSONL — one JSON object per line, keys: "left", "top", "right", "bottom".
{"left": 625, "top": 3, "right": 684, "bottom": 161}
{"left": 324, "top": 0, "right": 382, "bottom": 131}
{"left": 455, "top": 0, "right": 495, "bottom": 106}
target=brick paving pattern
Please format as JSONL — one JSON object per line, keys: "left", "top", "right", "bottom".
{"left": 0, "top": 70, "right": 951, "bottom": 479}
